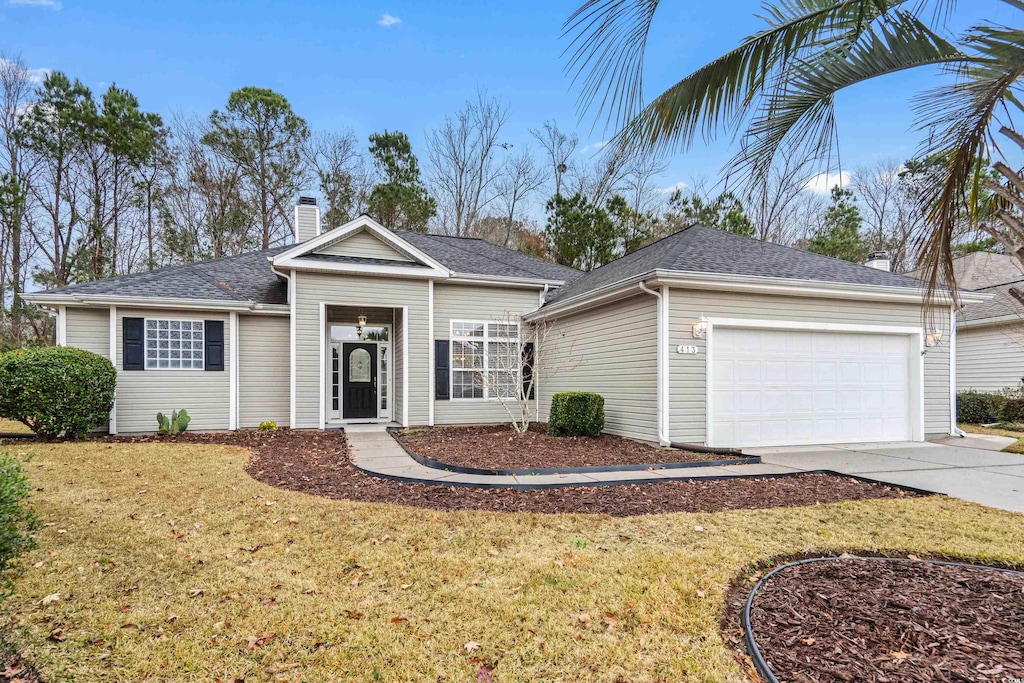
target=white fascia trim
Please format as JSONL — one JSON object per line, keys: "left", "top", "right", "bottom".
{"left": 274, "top": 214, "right": 451, "bottom": 274}
{"left": 21, "top": 293, "right": 290, "bottom": 314}
{"left": 276, "top": 256, "right": 450, "bottom": 280}
{"left": 428, "top": 280, "right": 435, "bottom": 427}
{"left": 56, "top": 305, "right": 66, "bottom": 346}
{"left": 703, "top": 317, "right": 927, "bottom": 446}
{"left": 661, "top": 285, "right": 670, "bottom": 443}
{"left": 652, "top": 271, "right": 988, "bottom": 305}
{"left": 446, "top": 274, "right": 565, "bottom": 288}
{"left": 229, "top": 311, "right": 238, "bottom": 431}
{"left": 957, "top": 314, "right": 1023, "bottom": 329}
{"left": 109, "top": 306, "right": 117, "bottom": 435}
{"left": 526, "top": 270, "right": 990, "bottom": 322}
{"left": 289, "top": 272, "right": 297, "bottom": 429}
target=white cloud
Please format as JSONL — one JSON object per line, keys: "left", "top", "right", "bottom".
{"left": 377, "top": 12, "right": 401, "bottom": 27}
{"left": 8, "top": 0, "right": 62, "bottom": 10}
{"left": 657, "top": 180, "right": 688, "bottom": 195}
{"left": 0, "top": 57, "right": 51, "bottom": 83}
{"left": 803, "top": 171, "right": 850, "bottom": 194}
{"left": 580, "top": 139, "right": 609, "bottom": 154}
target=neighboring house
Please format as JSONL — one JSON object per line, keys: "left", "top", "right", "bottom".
{"left": 917, "top": 252, "right": 1024, "bottom": 393}
{"left": 22, "top": 200, "right": 985, "bottom": 448}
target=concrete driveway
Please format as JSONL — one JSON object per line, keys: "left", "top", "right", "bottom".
{"left": 746, "top": 436, "right": 1024, "bottom": 513}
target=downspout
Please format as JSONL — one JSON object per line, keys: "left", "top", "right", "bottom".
{"left": 639, "top": 281, "right": 671, "bottom": 446}
{"left": 950, "top": 303, "right": 967, "bottom": 437}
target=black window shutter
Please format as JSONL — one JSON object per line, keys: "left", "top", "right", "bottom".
{"left": 522, "top": 342, "right": 535, "bottom": 400}
{"left": 434, "top": 340, "right": 450, "bottom": 400}
{"left": 123, "top": 317, "right": 145, "bottom": 371}
{"left": 205, "top": 320, "right": 224, "bottom": 371}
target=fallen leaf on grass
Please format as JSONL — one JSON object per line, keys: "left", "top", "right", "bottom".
{"left": 602, "top": 612, "right": 617, "bottom": 630}
{"left": 287, "top": 517, "right": 298, "bottom": 525}
{"left": 41, "top": 593, "right": 60, "bottom": 605}
{"left": 373, "top": 535, "right": 390, "bottom": 546}
{"left": 576, "top": 612, "right": 590, "bottom": 625}
{"left": 464, "top": 641, "right": 480, "bottom": 652}
{"left": 477, "top": 663, "right": 495, "bottom": 682}
{"left": 187, "top": 589, "right": 204, "bottom": 598}
{"left": 344, "top": 610, "right": 363, "bottom": 620}
{"left": 265, "top": 663, "right": 300, "bottom": 674}
{"left": 247, "top": 632, "right": 275, "bottom": 650}
{"left": 487, "top": 549, "right": 499, "bottom": 556}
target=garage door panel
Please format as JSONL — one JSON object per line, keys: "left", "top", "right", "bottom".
{"left": 711, "top": 327, "right": 912, "bottom": 447}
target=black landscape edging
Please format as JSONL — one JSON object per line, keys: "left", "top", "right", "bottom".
{"left": 0, "top": 432, "right": 36, "bottom": 440}
{"left": 385, "top": 426, "right": 760, "bottom": 476}
{"left": 739, "top": 556, "right": 1024, "bottom": 683}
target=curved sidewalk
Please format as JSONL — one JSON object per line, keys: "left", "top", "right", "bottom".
{"left": 344, "top": 425, "right": 797, "bottom": 489}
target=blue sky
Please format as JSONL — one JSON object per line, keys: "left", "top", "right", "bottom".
{"left": 3, "top": 0, "right": 1020, "bottom": 198}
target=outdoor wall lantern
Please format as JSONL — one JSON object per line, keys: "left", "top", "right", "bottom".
{"left": 356, "top": 314, "right": 367, "bottom": 339}
{"left": 691, "top": 315, "right": 709, "bottom": 340}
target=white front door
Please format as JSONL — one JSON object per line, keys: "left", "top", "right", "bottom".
{"left": 710, "top": 327, "right": 913, "bottom": 447}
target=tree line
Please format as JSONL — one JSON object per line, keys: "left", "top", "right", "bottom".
{"left": 0, "top": 54, "right": 994, "bottom": 348}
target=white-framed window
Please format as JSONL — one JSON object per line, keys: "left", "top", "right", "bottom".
{"left": 450, "top": 320, "right": 520, "bottom": 400}
{"left": 145, "top": 318, "right": 204, "bottom": 370}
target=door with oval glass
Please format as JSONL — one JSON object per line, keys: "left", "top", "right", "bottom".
{"left": 342, "top": 342, "right": 378, "bottom": 419}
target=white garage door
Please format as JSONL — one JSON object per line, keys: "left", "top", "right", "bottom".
{"left": 710, "top": 327, "right": 912, "bottom": 447}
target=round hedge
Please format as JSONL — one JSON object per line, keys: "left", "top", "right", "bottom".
{"left": 548, "top": 391, "right": 605, "bottom": 437}
{"left": 0, "top": 346, "right": 116, "bottom": 439}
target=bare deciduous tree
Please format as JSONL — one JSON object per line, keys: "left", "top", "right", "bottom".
{"left": 427, "top": 90, "right": 510, "bottom": 237}
{"left": 493, "top": 149, "right": 545, "bottom": 247}
{"left": 530, "top": 120, "right": 578, "bottom": 198}
{"left": 742, "top": 148, "right": 817, "bottom": 244}
{"left": 304, "top": 130, "right": 374, "bottom": 231}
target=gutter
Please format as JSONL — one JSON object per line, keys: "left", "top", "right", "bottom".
{"left": 20, "top": 292, "right": 289, "bottom": 314}
{"left": 638, "top": 280, "right": 672, "bottom": 447}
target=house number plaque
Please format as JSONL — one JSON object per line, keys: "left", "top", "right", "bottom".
{"left": 676, "top": 345, "right": 700, "bottom": 354}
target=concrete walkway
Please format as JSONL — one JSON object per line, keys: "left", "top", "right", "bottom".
{"left": 749, "top": 440, "right": 1024, "bottom": 513}
{"left": 347, "top": 425, "right": 1024, "bottom": 512}
{"left": 344, "top": 424, "right": 796, "bottom": 488}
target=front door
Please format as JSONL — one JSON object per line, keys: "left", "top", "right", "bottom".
{"left": 343, "top": 343, "right": 378, "bottom": 419}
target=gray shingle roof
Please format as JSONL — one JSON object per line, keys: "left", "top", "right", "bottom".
{"left": 959, "top": 279, "right": 1024, "bottom": 322}
{"left": 36, "top": 247, "right": 290, "bottom": 305}
{"left": 396, "top": 230, "right": 581, "bottom": 282}
{"left": 545, "top": 224, "right": 927, "bottom": 305}
{"left": 32, "top": 227, "right": 581, "bottom": 306}
{"left": 299, "top": 253, "right": 430, "bottom": 268}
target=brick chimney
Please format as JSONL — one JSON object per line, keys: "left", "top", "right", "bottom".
{"left": 294, "top": 196, "right": 320, "bottom": 243}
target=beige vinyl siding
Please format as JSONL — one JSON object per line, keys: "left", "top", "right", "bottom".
{"left": 433, "top": 283, "right": 543, "bottom": 424}
{"left": 114, "top": 308, "right": 230, "bottom": 433}
{"left": 318, "top": 229, "right": 413, "bottom": 262}
{"left": 238, "top": 315, "right": 290, "bottom": 428}
{"left": 668, "top": 289, "right": 952, "bottom": 442}
{"left": 538, "top": 294, "right": 658, "bottom": 441}
{"left": 64, "top": 306, "right": 112, "bottom": 432}
{"left": 65, "top": 306, "right": 110, "bottom": 356}
{"left": 957, "top": 323, "right": 1024, "bottom": 392}
{"left": 293, "top": 271, "right": 428, "bottom": 427}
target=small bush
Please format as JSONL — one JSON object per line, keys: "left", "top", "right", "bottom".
{"left": 957, "top": 390, "right": 1015, "bottom": 424}
{"left": 156, "top": 409, "right": 190, "bottom": 435}
{"left": 0, "top": 347, "right": 116, "bottom": 439}
{"left": 548, "top": 392, "right": 605, "bottom": 437}
{"left": 999, "top": 396, "right": 1024, "bottom": 424}
{"left": 0, "top": 453, "right": 40, "bottom": 599}
{"left": 258, "top": 421, "right": 278, "bottom": 431}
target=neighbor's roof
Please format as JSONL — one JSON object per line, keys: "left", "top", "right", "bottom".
{"left": 544, "top": 224, "right": 928, "bottom": 306}
{"left": 29, "top": 229, "right": 581, "bottom": 306}
{"left": 959, "top": 279, "right": 1024, "bottom": 323}
{"left": 907, "top": 251, "right": 1024, "bottom": 291}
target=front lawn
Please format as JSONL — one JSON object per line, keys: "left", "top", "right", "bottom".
{"left": 2, "top": 439, "right": 1023, "bottom": 681}
{"left": 959, "top": 423, "right": 1024, "bottom": 454}
{"left": 0, "top": 417, "right": 31, "bottom": 434}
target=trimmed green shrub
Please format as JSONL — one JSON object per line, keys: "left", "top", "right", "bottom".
{"left": 258, "top": 421, "right": 278, "bottom": 431}
{"left": 0, "top": 453, "right": 40, "bottom": 599}
{"left": 999, "top": 396, "right": 1024, "bottom": 423}
{"left": 956, "top": 390, "right": 1014, "bottom": 424}
{"left": 156, "top": 409, "right": 190, "bottom": 435}
{"left": 0, "top": 347, "right": 116, "bottom": 439}
{"left": 548, "top": 392, "right": 605, "bottom": 437}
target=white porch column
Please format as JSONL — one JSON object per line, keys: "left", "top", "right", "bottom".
{"left": 109, "top": 306, "right": 117, "bottom": 435}
{"left": 229, "top": 311, "right": 238, "bottom": 431}
{"left": 428, "top": 280, "right": 434, "bottom": 426}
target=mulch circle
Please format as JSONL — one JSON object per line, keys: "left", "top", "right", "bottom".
{"left": 743, "top": 557, "right": 1024, "bottom": 682}
{"left": 95, "top": 429, "right": 924, "bottom": 516}
{"left": 394, "top": 423, "right": 744, "bottom": 470}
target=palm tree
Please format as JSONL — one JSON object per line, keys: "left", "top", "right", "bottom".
{"left": 563, "top": 0, "right": 1024, "bottom": 300}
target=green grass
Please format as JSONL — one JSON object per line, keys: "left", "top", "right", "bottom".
{"left": 1, "top": 439, "right": 1022, "bottom": 681}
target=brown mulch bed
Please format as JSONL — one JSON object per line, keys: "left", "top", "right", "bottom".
{"left": 100, "top": 429, "right": 923, "bottom": 516}
{"left": 746, "top": 558, "right": 1024, "bottom": 682}
{"left": 395, "top": 423, "right": 743, "bottom": 470}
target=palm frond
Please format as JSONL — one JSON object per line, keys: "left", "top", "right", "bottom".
{"left": 565, "top": 0, "right": 906, "bottom": 142}
{"left": 913, "top": 25, "right": 1024, "bottom": 308}
{"left": 733, "top": 10, "right": 962, "bottom": 181}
